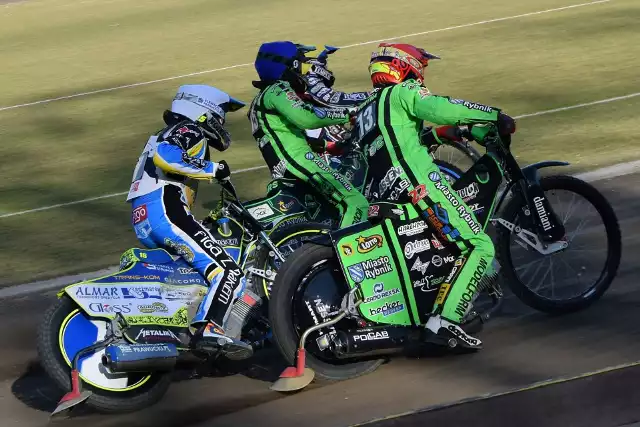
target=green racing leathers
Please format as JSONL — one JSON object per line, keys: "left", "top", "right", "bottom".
{"left": 356, "top": 80, "right": 500, "bottom": 324}
{"left": 248, "top": 81, "right": 369, "bottom": 226}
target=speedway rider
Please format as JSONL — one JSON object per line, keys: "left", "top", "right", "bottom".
{"left": 126, "top": 84, "right": 252, "bottom": 356}
{"left": 248, "top": 41, "right": 369, "bottom": 227}
{"left": 357, "top": 43, "right": 516, "bottom": 349}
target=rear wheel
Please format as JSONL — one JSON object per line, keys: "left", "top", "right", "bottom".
{"left": 253, "top": 221, "right": 331, "bottom": 299}
{"left": 37, "top": 296, "right": 171, "bottom": 413}
{"left": 269, "top": 243, "right": 384, "bottom": 381}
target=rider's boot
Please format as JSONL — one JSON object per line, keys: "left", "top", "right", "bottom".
{"left": 423, "top": 314, "right": 482, "bottom": 350}
{"left": 192, "top": 322, "right": 254, "bottom": 360}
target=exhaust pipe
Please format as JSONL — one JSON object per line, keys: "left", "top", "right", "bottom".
{"left": 102, "top": 343, "right": 178, "bottom": 373}
{"left": 331, "top": 326, "right": 416, "bottom": 359}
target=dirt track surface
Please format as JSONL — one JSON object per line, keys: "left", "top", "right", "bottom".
{"left": 361, "top": 363, "right": 640, "bottom": 427}
{"left": 0, "top": 172, "right": 638, "bottom": 427}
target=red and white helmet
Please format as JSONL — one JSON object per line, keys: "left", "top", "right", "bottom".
{"left": 369, "top": 43, "right": 440, "bottom": 87}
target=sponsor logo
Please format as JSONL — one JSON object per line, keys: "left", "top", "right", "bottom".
{"left": 121, "top": 286, "right": 162, "bottom": 300}
{"left": 454, "top": 258, "right": 488, "bottom": 318}
{"left": 368, "top": 136, "right": 385, "bottom": 157}
{"left": 75, "top": 286, "right": 120, "bottom": 299}
{"left": 88, "top": 303, "right": 132, "bottom": 314}
{"left": 164, "top": 238, "right": 195, "bottom": 263}
{"left": 410, "top": 257, "right": 430, "bottom": 275}
{"left": 164, "top": 277, "right": 203, "bottom": 285}
{"left": 457, "top": 182, "right": 479, "bottom": 202}
{"left": 356, "top": 234, "right": 383, "bottom": 254}
{"left": 217, "top": 237, "right": 239, "bottom": 247}
{"left": 364, "top": 285, "right": 400, "bottom": 303}
{"left": 114, "top": 275, "right": 161, "bottom": 281}
{"left": 429, "top": 171, "right": 441, "bottom": 182}
{"left": 272, "top": 160, "right": 287, "bottom": 179}
{"left": 177, "top": 267, "right": 197, "bottom": 275}
{"left": 346, "top": 265, "right": 363, "bottom": 282}
{"left": 278, "top": 200, "right": 295, "bottom": 212}
{"left": 449, "top": 98, "right": 465, "bottom": 104}
{"left": 463, "top": 101, "right": 493, "bottom": 113}
{"left": 412, "top": 276, "right": 438, "bottom": 292}
{"left": 447, "top": 324, "right": 480, "bottom": 346}
{"left": 361, "top": 256, "right": 393, "bottom": 279}
{"left": 193, "top": 230, "right": 225, "bottom": 258}
{"left": 310, "top": 156, "right": 353, "bottom": 191}
{"left": 134, "top": 328, "right": 180, "bottom": 343}
{"left": 533, "top": 196, "right": 553, "bottom": 231}
{"left": 426, "top": 204, "right": 461, "bottom": 240}
{"left": 433, "top": 180, "right": 460, "bottom": 208}
{"left": 431, "top": 235, "right": 445, "bottom": 250}
{"left": 341, "top": 243, "right": 354, "bottom": 256}
{"left": 431, "top": 255, "right": 443, "bottom": 267}
{"left": 468, "top": 203, "right": 484, "bottom": 214}
{"left": 247, "top": 203, "right": 275, "bottom": 220}
{"left": 369, "top": 301, "right": 404, "bottom": 317}
{"left": 354, "top": 331, "right": 389, "bottom": 341}
{"left": 445, "top": 261, "right": 463, "bottom": 282}
{"left": 344, "top": 92, "right": 369, "bottom": 101}
{"left": 455, "top": 204, "right": 481, "bottom": 234}
{"left": 398, "top": 220, "right": 427, "bottom": 236}
{"left": 138, "top": 302, "right": 168, "bottom": 314}
{"left": 143, "top": 263, "right": 175, "bottom": 273}
{"left": 379, "top": 166, "right": 404, "bottom": 195}
{"left": 435, "top": 283, "right": 451, "bottom": 304}
{"left": 160, "top": 287, "right": 202, "bottom": 301}
{"left": 177, "top": 126, "right": 199, "bottom": 137}
{"left": 305, "top": 299, "right": 320, "bottom": 325}
{"left": 217, "top": 267, "right": 243, "bottom": 305}
{"left": 348, "top": 256, "right": 393, "bottom": 282}
{"left": 404, "top": 239, "right": 430, "bottom": 259}
{"left": 305, "top": 152, "right": 315, "bottom": 160}
{"left": 409, "top": 184, "right": 427, "bottom": 205}
{"left": 132, "top": 205, "right": 148, "bottom": 225}
{"left": 389, "top": 178, "right": 410, "bottom": 201}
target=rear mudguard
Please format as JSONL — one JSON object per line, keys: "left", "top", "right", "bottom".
{"left": 60, "top": 263, "right": 208, "bottom": 329}
{"left": 494, "top": 160, "right": 570, "bottom": 214}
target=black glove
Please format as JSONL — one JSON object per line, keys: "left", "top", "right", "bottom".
{"left": 497, "top": 112, "right": 516, "bottom": 136}
{"left": 214, "top": 160, "right": 231, "bottom": 180}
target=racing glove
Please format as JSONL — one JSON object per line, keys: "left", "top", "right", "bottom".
{"left": 214, "top": 160, "right": 231, "bottom": 180}
{"left": 497, "top": 112, "right": 516, "bottom": 136}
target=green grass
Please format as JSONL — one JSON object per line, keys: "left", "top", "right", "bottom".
{"left": 0, "top": 0, "right": 639, "bottom": 285}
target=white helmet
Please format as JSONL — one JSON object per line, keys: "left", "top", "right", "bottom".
{"left": 165, "top": 84, "right": 245, "bottom": 151}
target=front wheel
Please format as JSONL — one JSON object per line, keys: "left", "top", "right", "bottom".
{"left": 269, "top": 243, "right": 384, "bottom": 382}
{"left": 37, "top": 296, "right": 172, "bottom": 413}
{"left": 496, "top": 175, "right": 621, "bottom": 314}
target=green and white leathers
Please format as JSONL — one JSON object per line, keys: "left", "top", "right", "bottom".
{"left": 248, "top": 81, "right": 369, "bottom": 227}
{"left": 356, "top": 80, "right": 500, "bottom": 324}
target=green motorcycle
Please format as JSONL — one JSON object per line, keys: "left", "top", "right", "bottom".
{"left": 267, "top": 130, "right": 622, "bottom": 391}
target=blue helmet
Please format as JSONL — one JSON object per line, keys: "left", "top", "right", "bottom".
{"left": 255, "top": 41, "right": 316, "bottom": 82}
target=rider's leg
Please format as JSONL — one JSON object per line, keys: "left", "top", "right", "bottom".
{"left": 385, "top": 144, "right": 494, "bottom": 349}
{"left": 132, "top": 186, "right": 249, "bottom": 352}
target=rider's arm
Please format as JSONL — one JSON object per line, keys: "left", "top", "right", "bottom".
{"left": 265, "top": 82, "right": 351, "bottom": 130}
{"left": 305, "top": 74, "right": 370, "bottom": 107}
{"left": 397, "top": 81, "right": 499, "bottom": 126}
{"left": 153, "top": 123, "right": 219, "bottom": 179}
